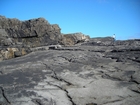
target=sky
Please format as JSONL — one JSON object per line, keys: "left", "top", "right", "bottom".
{"left": 0, "top": 0, "right": 140, "bottom": 40}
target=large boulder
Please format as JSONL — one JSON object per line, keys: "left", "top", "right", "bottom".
{"left": 60, "top": 33, "right": 90, "bottom": 46}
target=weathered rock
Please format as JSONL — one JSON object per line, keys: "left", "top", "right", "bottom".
{"left": 48, "top": 45, "right": 62, "bottom": 50}
{"left": 82, "top": 37, "right": 115, "bottom": 46}
{"left": 0, "top": 16, "right": 90, "bottom": 60}
{"left": 82, "top": 37, "right": 140, "bottom": 46}
{"left": 60, "top": 33, "right": 90, "bottom": 46}
{"left": 0, "top": 16, "right": 140, "bottom": 105}
{"left": 0, "top": 29, "right": 13, "bottom": 46}
{"left": 14, "top": 51, "right": 22, "bottom": 57}
{"left": 0, "top": 15, "right": 62, "bottom": 47}
{"left": 0, "top": 39, "right": 140, "bottom": 105}
{"left": 0, "top": 47, "right": 31, "bottom": 60}
{"left": 0, "top": 16, "right": 89, "bottom": 48}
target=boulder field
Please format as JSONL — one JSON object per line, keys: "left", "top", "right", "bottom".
{"left": 0, "top": 16, "right": 140, "bottom": 105}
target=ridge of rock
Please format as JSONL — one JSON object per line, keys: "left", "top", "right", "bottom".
{"left": 0, "top": 16, "right": 89, "bottom": 60}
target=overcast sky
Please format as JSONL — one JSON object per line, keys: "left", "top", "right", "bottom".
{"left": 0, "top": 0, "right": 140, "bottom": 40}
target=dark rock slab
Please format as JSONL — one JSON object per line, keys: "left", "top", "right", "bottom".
{"left": 0, "top": 42, "right": 140, "bottom": 105}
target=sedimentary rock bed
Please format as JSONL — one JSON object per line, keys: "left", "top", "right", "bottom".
{"left": 0, "top": 44, "right": 140, "bottom": 105}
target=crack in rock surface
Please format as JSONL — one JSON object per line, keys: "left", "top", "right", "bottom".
{"left": 0, "top": 44, "right": 140, "bottom": 105}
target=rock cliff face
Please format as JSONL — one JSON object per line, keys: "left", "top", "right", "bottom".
{"left": 0, "top": 16, "right": 140, "bottom": 105}
{"left": 0, "top": 16, "right": 61, "bottom": 47}
{"left": 0, "top": 16, "right": 89, "bottom": 47}
{"left": 0, "top": 16, "right": 89, "bottom": 60}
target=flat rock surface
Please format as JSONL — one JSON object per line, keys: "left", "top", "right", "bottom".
{"left": 0, "top": 45, "right": 140, "bottom": 105}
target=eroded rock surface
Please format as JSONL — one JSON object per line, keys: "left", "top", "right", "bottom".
{"left": 0, "top": 16, "right": 140, "bottom": 105}
{"left": 0, "top": 16, "right": 89, "bottom": 61}
{"left": 0, "top": 41, "right": 140, "bottom": 105}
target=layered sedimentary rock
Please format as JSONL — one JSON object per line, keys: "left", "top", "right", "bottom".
{"left": 0, "top": 16, "right": 61, "bottom": 47}
{"left": 0, "top": 16, "right": 89, "bottom": 60}
{"left": 0, "top": 16, "right": 89, "bottom": 47}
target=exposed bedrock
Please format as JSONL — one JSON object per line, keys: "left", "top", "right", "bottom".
{"left": 0, "top": 16, "right": 89, "bottom": 60}
{"left": 0, "top": 16, "right": 140, "bottom": 105}
{"left": 0, "top": 44, "right": 140, "bottom": 105}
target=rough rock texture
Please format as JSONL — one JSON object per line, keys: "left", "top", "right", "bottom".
{"left": 81, "top": 37, "right": 115, "bottom": 46}
{"left": 0, "top": 16, "right": 89, "bottom": 60}
{"left": 82, "top": 37, "right": 140, "bottom": 46}
{"left": 0, "top": 16, "right": 140, "bottom": 105}
{"left": 0, "top": 16, "right": 62, "bottom": 47}
{"left": 0, "top": 38, "right": 140, "bottom": 105}
{"left": 60, "top": 33, "right": 90, "bottom": 46}
{"left": 0, "top": 16, "right": 89, "bottom": 47}
{"left": 0, "top": 47, "right": 31, "bottom": 61}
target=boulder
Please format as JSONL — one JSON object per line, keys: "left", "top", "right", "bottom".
{"left": 60, "top": 33, "right": 90, "bottom": 46}
{"left": 14, "top": 51, "right": 22, "bottom": 57}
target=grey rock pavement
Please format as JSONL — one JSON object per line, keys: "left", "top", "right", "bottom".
{"left": 0, "top": 42, "right": 140, "bottom": 105}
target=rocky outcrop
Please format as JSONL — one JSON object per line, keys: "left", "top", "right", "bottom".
{"left": 0, "top": 16, "right": 62, "bottom": 47}
{"left": 0, "top": 15, "right": 140, "bottom": 105}
{"left": 60, "top": 33, "right": 90, "bottom": 46}
{"left": 0, "top": 16, "right": 89, "bottom": 60}
{"left": 0, "top": 47, "right": 31, "bottom": 61}
{"left": 82, "top": 37, "right": 140, "bottom": 46}
{"left": 0, "top": 40, "right": 140, "bottom": 105}
{"left": 81, "top": 37, "right": 115, "bottom": 46}
{"left": 0, "top": 16, "right": 89, "bottom": 47}
{"left": 115, "top": 39, "right": 140, "bottom": 46}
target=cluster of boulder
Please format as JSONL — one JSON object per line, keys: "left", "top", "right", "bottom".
{"left": 0, "top": 15, "right": 89, "bottom": 61}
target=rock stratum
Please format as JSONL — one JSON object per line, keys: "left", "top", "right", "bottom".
{"left": 0, "top": 15, "right": 89, "bottom": 61}
{"left": 0, "top": 16, "right": 140, "bottom": 105}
